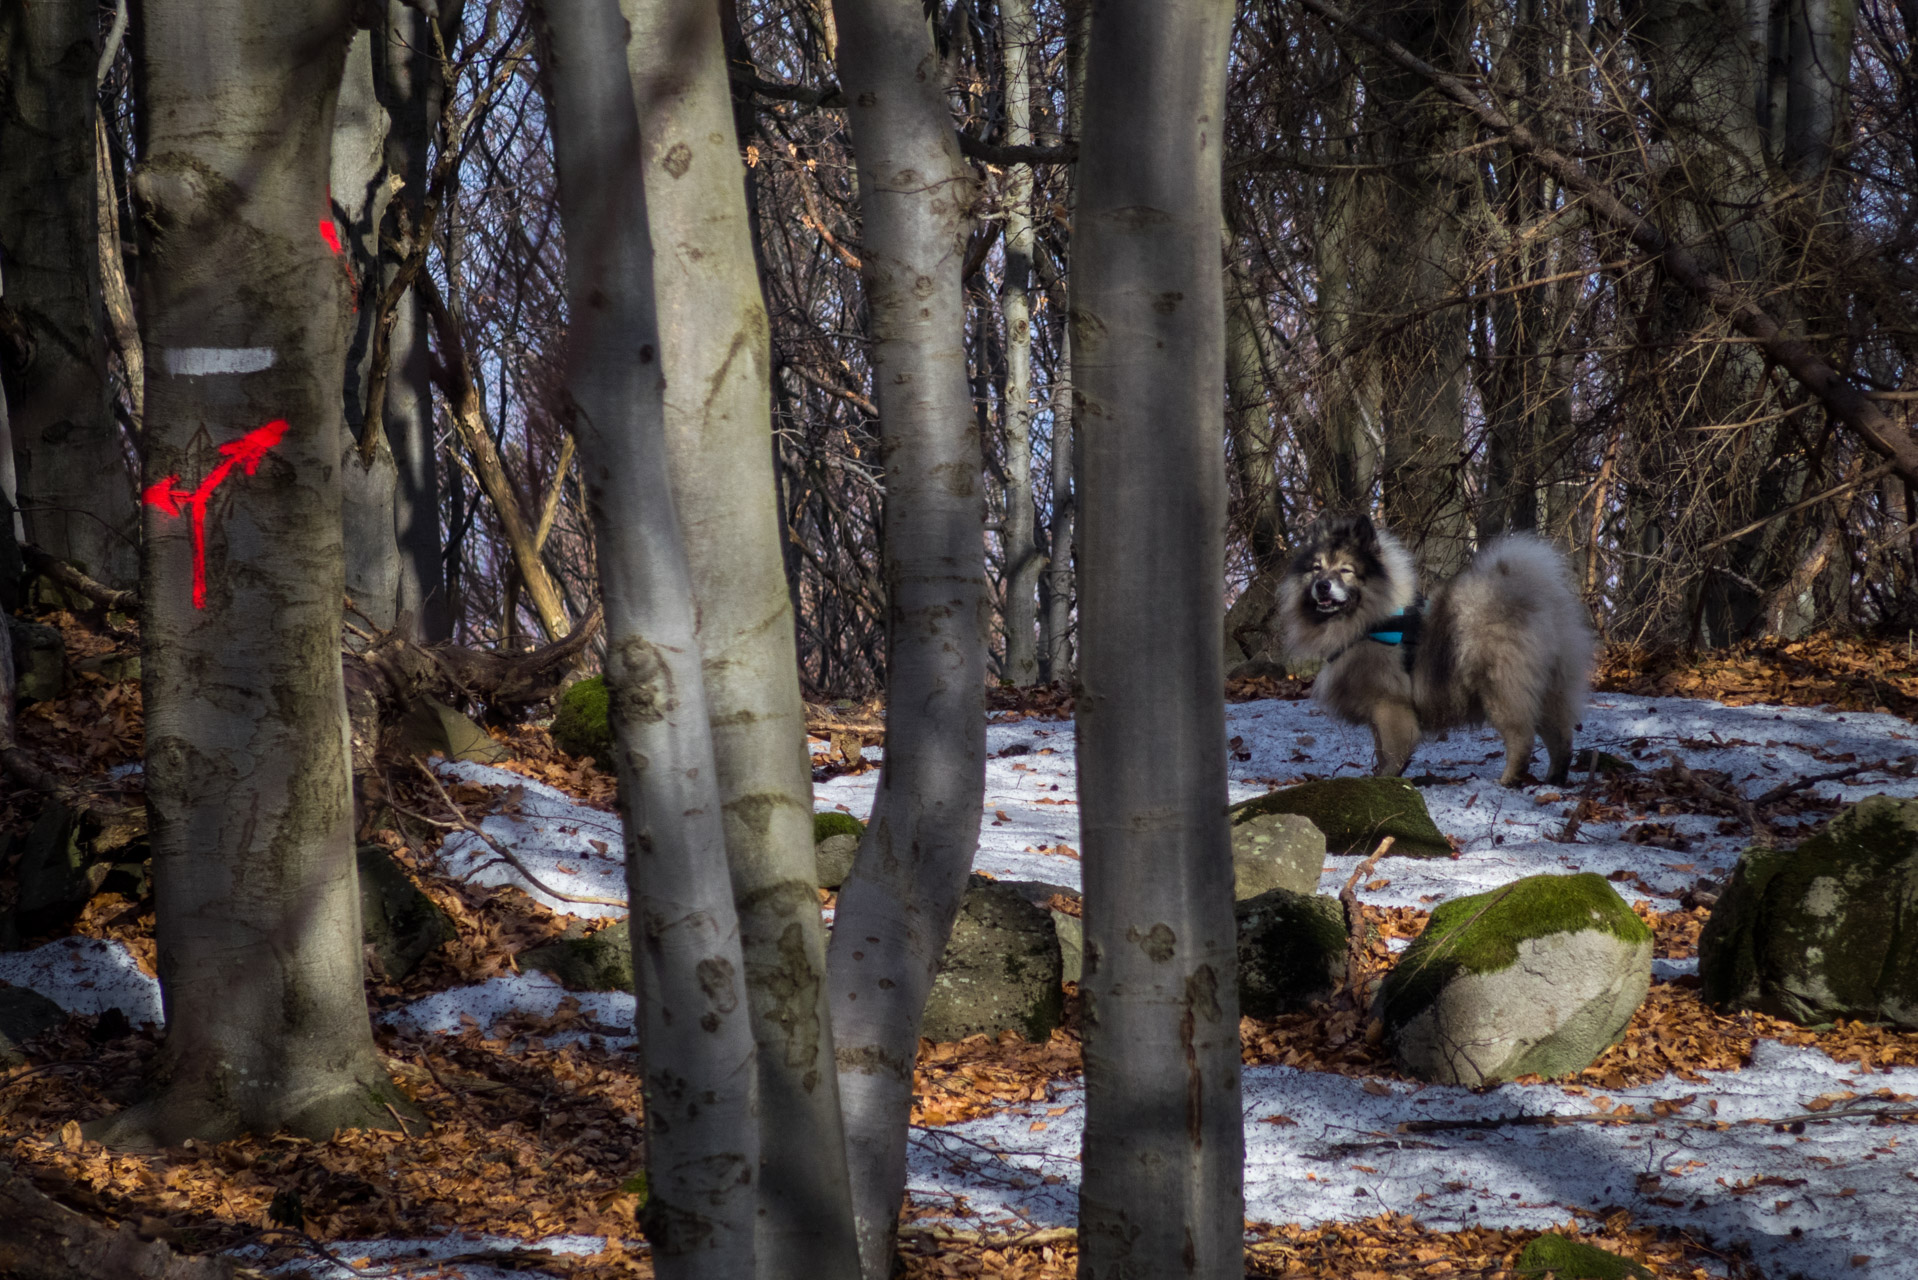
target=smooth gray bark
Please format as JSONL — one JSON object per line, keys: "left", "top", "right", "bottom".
{"left": 621, "top": 0, "right": 860, "bottom": 1272}
{"left": 375, "top": 0, "right": 448, "bottom": 643}
{"left": 1070, "top": 0, "right": 1243, "bottom": 1274}
{"left": 0, "top": 0, "right": 138, "bottom": 586}
{"left": 91, "top": 0, "right": 409, "bottom": 1148}
{"left": 334, "top": 28, "right": 404, "bottom": 636}
{"left": 825, "top": 0, "right": 988, "bottom": 1272}
{"left": 540, "top": 1, "right": 759, "bottom": 1271}
{"left": 998, "top": 0, "right": 1040, "bottom": 686}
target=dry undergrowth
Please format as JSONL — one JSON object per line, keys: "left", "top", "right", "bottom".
{"left": 7, "top": 624, "right": 1918, "bottom": 1277}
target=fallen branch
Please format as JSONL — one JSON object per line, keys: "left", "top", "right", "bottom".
{"left": 1399, "top": 1101, "right": 1918, "bottom": 1134}
{"left": 1340, "top": 836, "right": 1396, "bottom": 1003}
{"left": 0, "top": 1162, "right": 258, "bottom": 1280}
{"left": 1750, "top": 763, "right": 1882, "bottom": 808}
{"left": 896, "top": 1225, "right": 1077, "bottom": 1248}
{"left": 1298, "top": 0, "right": 1918, "bottom": 488}
{"left": 406, "top": 761, "right": 627, "bottom": 909}
{"left": 21, "top": 545, "right": 139, "bottom": 614}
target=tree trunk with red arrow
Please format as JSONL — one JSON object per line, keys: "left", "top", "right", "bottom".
{"left": 90, "top": 1, "right": 414, "bottom": 1148}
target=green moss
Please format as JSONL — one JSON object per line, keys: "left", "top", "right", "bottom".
{"left": 1235, "top": 887, "right": 1347, "bottom": 1017}
{"left": 1234, "top": 777, "right": 1450, "bottom": 857}
{"left": 551, "top": 676, "right": 613, "bottom": 768}
{"left": 1515, "top": 1234, "right": 1651, "bottom": 1279}
{"left": 813, "top": 811, "right": 865, "bottom": 843}
{"left": 1379, "top": 872, "right": 1651, "bottom": 1027}
{"left": 620, "top": 1171, "right": 650, "bottom": 1204}
{"left": 1696, "top": 844, "right": 1793, "bottom": 1009}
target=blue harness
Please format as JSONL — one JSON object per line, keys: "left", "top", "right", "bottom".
{"left": 1327, "top": 602, "right": 1425, "bottom": 672}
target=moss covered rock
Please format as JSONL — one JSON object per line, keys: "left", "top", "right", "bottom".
{"left": 518, "top": 920, "right": 634, "bottom": 993}
{"left": 1236, "top": 887, "right": 1346, "bottom": 1016}
{"left": 1236, "top": 777, "right": 1450, "bottom": 858}
{"left": 1698, "top": 796, "right": 1918, "bottom": 1028}
{"left": 1228, "top": 805, "right": 1327, "bottom": 899}
{"left": 0, "top": 984, "right": 66, "bottom": 1068}
{"left": 358, "top": 847, "right": 457, "bottom": 981}
{"left": 923, "top": 878, "right": 1063, "bottom": 1042}
{"left": 812, "top": 812, "right": 866, "bottom": 889}
{"left": 1378, "top": 872, "right": 1651, "bottom": 1085}
{"left": 551, "top": 676, "right": 613, "bottom": 768}
{"left": 1515, "top": 1234, "right": 1651, "bottom": 1279}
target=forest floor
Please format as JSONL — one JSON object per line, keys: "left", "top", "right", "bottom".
{"left": 4, "top": 627, "right": 1918, "bottom": 1279}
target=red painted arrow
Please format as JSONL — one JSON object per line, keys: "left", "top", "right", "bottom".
{"left": 143, "top": 419, "right": 290, "bottom": 609}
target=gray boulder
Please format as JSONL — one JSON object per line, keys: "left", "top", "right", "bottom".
{"left": 922, "top": 878, "right": 1063, "bottom": 1042}
{"left": 1228, "top": 805, "right": 1326, "bottom": 899}
{"left": 518, "top": 920, "right": 634, "bottom": 993}
{"left": 1236, "top": 887, "right": 1346, "bottom": 1017}
{"left": 814, "top": 834, "right": 859, "bottom": 890}
{"left": 6, "top": 614, "right": 63, "bottom": 703}
{"left": 1378, "top": 872, "right": 1651, "bottom": 1085}
{"left": 813, "top": 812, "right": 865, "bottom": 889}
{"left": 10, "top": 803, "right": 100, "bottom": 940}
{"left": 0, "top": 984, "right": 66, "bottom": 1067}
{"left": 393, "top": 694, "right": 512, "bottom": 765}
{"left": 358, "top": 846, "right": 457, "bottom": 981}
{"left": 992, "top": 880, "right": 1082, "bottom": 983}
{"left": 1234, "top": 778, "right": 1450, "bottom": 858}
{"left": 1699, "top": 796, "right": 1918, "bottom": 1028}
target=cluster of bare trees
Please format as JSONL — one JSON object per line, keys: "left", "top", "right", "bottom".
{"left": 4, "top": 0, "right": 1918, "bottom": 1276}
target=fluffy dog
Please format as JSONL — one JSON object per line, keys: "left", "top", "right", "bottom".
{"left": 1280, "top": 514, "right": 1594, "bottom": 786}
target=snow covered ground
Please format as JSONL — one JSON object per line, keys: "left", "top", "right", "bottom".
{"left": 7, "top": 693, "right": 1918, "bottom": 1277}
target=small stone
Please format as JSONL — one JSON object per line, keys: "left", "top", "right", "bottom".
{"left": 394, "top": 695, "right": 512, "bottom": 765}
{"left": 0, "top": 984, "right": 66, "bottom": 1068}
{"left": 1228, "top": 806, "right": 1327, "bottom": 899}
{"left": 518, "top": 920, "right": 634, "bottom": 993}
{"left": 814, "top": 833, "right": 859, "bottom": 890}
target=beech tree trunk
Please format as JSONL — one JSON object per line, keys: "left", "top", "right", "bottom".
{"left": 540, "top": 0, "right": 760, "bottom": 1271}
{"left": 0, "top": 0, "right": 138, "bottom": 586}
{"left": 825, "top": 0, "right": 988, "bottom": 1271}
{"left": 1070, "top": 0, "right": 1244, "bottom": 1274}
{"left": 622, "top": 0, "right": 860, "bottom": 1272}
{"left": 375, "top": 0, "right": 449, "bottom": 643}
{"left": 91, "top": 0, "right": 411, "bottom": 1148}
{"left": 334, "top": 27, "right": 404, "bottom": 636}
{"left": 998, "top": 0, "right": 1040, "bottom": 686}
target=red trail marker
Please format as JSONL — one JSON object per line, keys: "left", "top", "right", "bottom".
{"left": 143, "top": 419, "right": 290, "bottom": 609}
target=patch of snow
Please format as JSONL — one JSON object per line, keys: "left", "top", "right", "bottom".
{"left": 239, "top": 1231, "right": 611, "bottom": 1279}
{"left": 0, "top": 937, "right": 162, "bottom": 1025}
{"left": 911, "top": 1039, "right": 1918, "bottom": 1279}
{"left": 382, "top": 972, "right": 637, "bottom": 1051}
{"left": 432, "top": 760, "right": 627, "bottom": 918}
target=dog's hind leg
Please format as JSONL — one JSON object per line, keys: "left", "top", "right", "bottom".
{"left": 1539, "top": 690, "right": 1577, "bottom": 785}
{"left": 1490, "top": 712, "right": 1538, "bottom": 787}
{"left": 1371, "top": 703, "right": 1420, "bottom": 777}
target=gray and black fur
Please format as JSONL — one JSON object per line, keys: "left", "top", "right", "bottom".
{"left": 1280, "top": 514, "right": 1595, "bottom": 786}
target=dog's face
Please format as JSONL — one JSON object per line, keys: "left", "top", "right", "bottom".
{"left": 1289, "top": 515, "right": 1386, "bottom": 622}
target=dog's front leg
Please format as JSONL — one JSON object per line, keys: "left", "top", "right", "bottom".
{"left": 1370, "top": 703, "right": 1420, "bottom": 777}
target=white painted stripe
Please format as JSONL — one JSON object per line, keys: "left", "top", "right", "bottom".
{"left": 164, "top": 347, "right": 276, "bottom": 376}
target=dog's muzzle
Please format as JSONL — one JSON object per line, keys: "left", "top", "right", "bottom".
{"left": 1310, "top": 577, "right": 1349, "bottom": 611}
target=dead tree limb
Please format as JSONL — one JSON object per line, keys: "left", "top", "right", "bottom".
{"left": 0, "top": 1162, "right": 259, "bottom": 1280}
